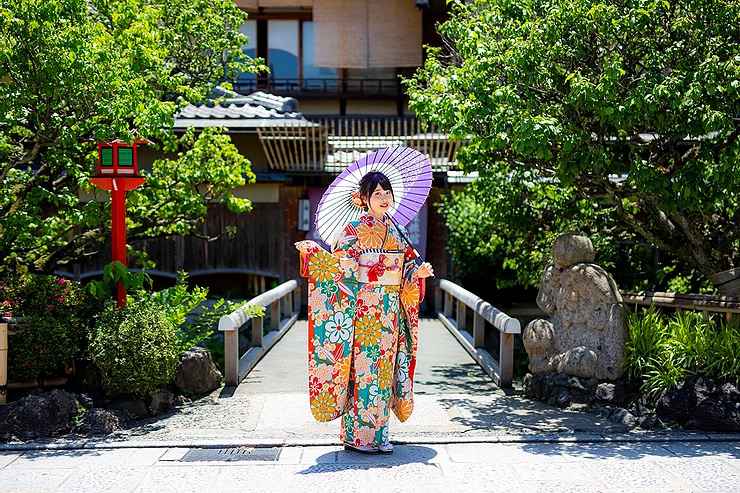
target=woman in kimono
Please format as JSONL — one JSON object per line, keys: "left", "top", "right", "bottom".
{"left": 295, "top": 171, "right": 434, "bottom": 454}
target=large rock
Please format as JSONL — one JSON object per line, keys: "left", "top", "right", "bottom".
{"left": 0, "top": 389, "right": 79, "bottom": 439}
{"left": 77, "top": 408, "right": 122, "bottom": 435}
{"left": 523, "top": 372, "right": 607, "bottom": 408}
{"left": 148, "top": 388, "right": 176, "bottom": 416}
{"left": 552, "top": 234, "right": 595, "bottom": 268}
{"left": 523, "top": 233, "right": 626, "bottom": 381}
{"left": 657, "top": 376, "right": 740, "bottom": 431}
{"left": 174, "top": 348, "right": 223, "bottom": 396}
{"left": 107, "top": 396, "right": 150, "bottom": 420}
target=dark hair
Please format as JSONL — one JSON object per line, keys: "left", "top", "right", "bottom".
{"left": 358, "top": 172, "right": 393, "bottom": 209}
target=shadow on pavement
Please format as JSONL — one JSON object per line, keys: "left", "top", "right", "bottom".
{"left": 298, "top": 445, "right": 438, "bottom": 473}
{"left": 519, "top": 440, "right": 740, "bottom": 461}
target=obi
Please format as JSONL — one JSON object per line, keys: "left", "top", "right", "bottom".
{"left": 356, "top": 251, "right": 404, "bottom": 285}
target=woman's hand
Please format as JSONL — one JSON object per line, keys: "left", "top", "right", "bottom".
{"left": 416, "top": 262, "right": 434, "bottom": 279}
{"left": 294, "top": 240, "right": 315, "bottom": 254}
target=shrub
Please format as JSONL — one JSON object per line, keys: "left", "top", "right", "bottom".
{"left": 90, "top": 299, "right": 179, "bottom": 397}
{"left": 147, "top": 272, "right": 263, "bottom": 354}
{"left": 625, "top": 306, "right": 740, "bottom": 401}
{"left": 148, "top": 272, "right": 210, "bottom": 353}
{"left": 87, "top": 266, "right": 268, "bottom": 395}
{"left": 0, "top": 274, "right": 94, "bottom": 381}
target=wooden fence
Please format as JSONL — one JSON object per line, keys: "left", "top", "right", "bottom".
{"left": 622, "top": 291, "right": 740, "bottom": 320}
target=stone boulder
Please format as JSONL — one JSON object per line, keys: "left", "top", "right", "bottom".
{"left": 0, "top": 389, "right": 79, "bottom": 439}
{"left": 523, "top": 372, "right": 625, "bottom": 408}
{"left": 148, "top": 388, "right": 176, "bottom": 416}
{"left": 77, "top": 408, "right": 122, "bottom": 435}
{"left": 656, "top": 376, "right": 740, "bottom": 431}
{"left": 106, "top": 396, "right": 150, "bottom": 420}
{"left": 174, "top": 348, "right": 222, "bottom": 396}
{"left": 523, "top": 233, "right": 626, "bottom": 380}
{"left": 552, "top": 234, "right": 595, "bottom": 268}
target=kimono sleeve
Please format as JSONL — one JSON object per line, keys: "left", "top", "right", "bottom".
{"left": 393, "top": 225, "right": 425, "bottom": 423}
{"left": 399, "top": 225, "right": 425, "bottom": 303}
{"left": 331, "top": 222, "right": 361, "bottom": 280}
{"left": 299, "top": 230, "right": 356, "bottom": 423}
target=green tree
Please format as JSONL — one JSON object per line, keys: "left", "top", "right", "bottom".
{"left": 0, "top": 0, "right": 264, "bottom": 274}
{"left": 407, "top": 0, "right": 739, "bottom": 291}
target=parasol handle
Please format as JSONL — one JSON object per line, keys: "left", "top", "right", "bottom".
{"left": 386, "top": 214, "right": 425, "bottom": 267}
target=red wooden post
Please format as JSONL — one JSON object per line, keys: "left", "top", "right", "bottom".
{"left": 91, "top": 139, "right": 147, "bottom": 308}
{"left": 111, "top": 183, "right": 127, "bottom": 307}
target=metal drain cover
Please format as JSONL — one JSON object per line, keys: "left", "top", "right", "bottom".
{"left": 181, "top": 447, "right": 282, "bottom": 462}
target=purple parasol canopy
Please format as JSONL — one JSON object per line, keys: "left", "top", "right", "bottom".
{"left": 315, "top": 146, "right": 432, "bottom": 244}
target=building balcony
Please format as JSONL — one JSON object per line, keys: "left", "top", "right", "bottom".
{"left": 232, "top": 78, "right": 403, "bottom": 99}
{"left": 256, "top": 115, "right": 461, "bottom": 173}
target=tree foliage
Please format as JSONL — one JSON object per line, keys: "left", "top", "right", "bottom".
{"left": 0, "top": 0, "right": 263, "bottom": 274}
{"left": 408, "top": 0, "right": 739, "bottom": 290}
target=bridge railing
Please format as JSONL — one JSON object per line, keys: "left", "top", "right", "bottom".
{"left": 435, "top": 279, "right": 521, "bottom": 388}
{"left": 218, "top": 279, "right": 301, "bottom": 386}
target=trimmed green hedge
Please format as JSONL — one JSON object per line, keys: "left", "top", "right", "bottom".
{"left": 91, "top": 299, "right": 179, "bottom": 397}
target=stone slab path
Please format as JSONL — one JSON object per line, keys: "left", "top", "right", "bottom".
{"left": 2, "top": 318, "right": 738, "bottom": 492}
{"left": 1, "top": 440, "right": 738, "bottom": 492}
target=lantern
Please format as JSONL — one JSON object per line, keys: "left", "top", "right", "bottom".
{"left": 90, "top": 139, "right": 148, "bottom": 308}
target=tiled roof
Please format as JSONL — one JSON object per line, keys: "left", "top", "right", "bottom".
{"left": 174, "top": 87, "right": 305, "bottom": 128}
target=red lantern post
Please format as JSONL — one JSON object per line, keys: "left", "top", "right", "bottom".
{"left": 90, "top": 139, "right": 147, "bottom": 308}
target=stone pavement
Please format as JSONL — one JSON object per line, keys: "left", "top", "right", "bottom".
{"left": 0, "top": 440, "right": 738, "bottom": 492}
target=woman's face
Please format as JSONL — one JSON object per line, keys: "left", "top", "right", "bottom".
{"left": 367, "top": 184, "right": 394, "bottom": 216}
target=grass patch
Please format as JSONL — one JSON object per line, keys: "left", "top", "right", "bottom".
{"left": 625, "top": 306, "right": 740, "bottom": 401}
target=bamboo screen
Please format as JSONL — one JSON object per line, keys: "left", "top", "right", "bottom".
{"left": 368, "top": 0, "right": 422, "bottom": 67}
{"left": 314, "top": 0, "right": 368, "bottom": 68}
{"left": 314, "top": 0, "right": 422, "bottom": 68}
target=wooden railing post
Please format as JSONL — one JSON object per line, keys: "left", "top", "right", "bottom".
{"left": 271, "top": 301, "right": 280, "bottom": 331}
{"left": 436, "top": 279, "right": 521, "bottom": 389}
{"left": 456, "top": 300, "right": 466, "bottom": 329}
{"left": 218, "top": 279, "right": 300, "bottom": 388}
{"left": 251, "top": 317, "right": 263, "bottom": 347}
{"left": 499, "top": 332, "right": 514, "bottom": 387}
{"left": 293, "top": 286, "right": 301, "bottom": 314}
{"left": 0, "top": 323, "right": 7, "bottom": 404}
{"left": 473, "top": 313, "right": 485, "bottom": 347}
{"left": 224, "top": 328, "right": 239, "bottom": 386}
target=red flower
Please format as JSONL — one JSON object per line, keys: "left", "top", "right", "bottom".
{"left": 309, "top": 376, "right": 323, "bottom": 398}
{"left": 355, "top": 299, "right": 369, "bottom": 318}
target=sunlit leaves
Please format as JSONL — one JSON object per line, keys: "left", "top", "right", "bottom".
{"left": 407, "top": 0, "right": 740, "bottom": 288}
{"left": 0, "top": 0, "right": 260, "bottom": 274}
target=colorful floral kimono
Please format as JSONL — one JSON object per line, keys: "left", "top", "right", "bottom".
{"left": 299, "top": 213, "right": 425, "bottom": 448}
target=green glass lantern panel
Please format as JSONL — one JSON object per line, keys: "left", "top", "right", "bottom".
{"left": 118, "top": 147, "right": 133, "bottom": 166}
{"left": 101, "top": 148, "right": 113, "bottom": 166}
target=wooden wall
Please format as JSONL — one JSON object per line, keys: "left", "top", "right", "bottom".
{"left": 72, "top": 182, "right": 450, "bottom": 313}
